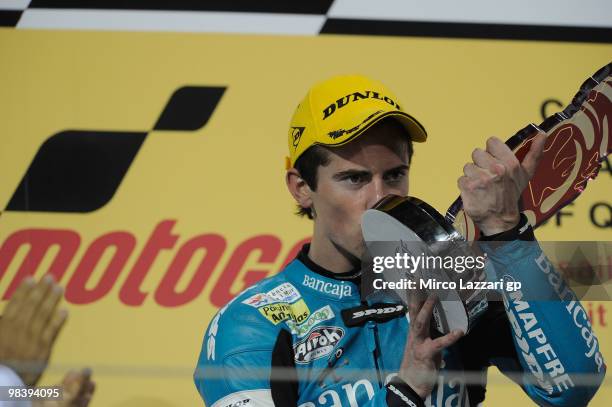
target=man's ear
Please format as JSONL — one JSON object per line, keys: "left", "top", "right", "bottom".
{"left": 286, "top": 168, "right": 313, "bottom": 210}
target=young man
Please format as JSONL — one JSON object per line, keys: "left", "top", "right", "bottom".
{"left": 194, "top": 75, "right": 605, "bottom": 406}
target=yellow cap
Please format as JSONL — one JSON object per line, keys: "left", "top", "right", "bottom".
{"left": 286, "top": 74, "right": 427, "bottom": 169}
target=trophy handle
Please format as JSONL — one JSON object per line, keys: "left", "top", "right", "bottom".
{"left": 446, "top": 63, "right": 612, "bottom": 240}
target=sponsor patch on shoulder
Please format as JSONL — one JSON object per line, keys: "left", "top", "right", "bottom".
{"left": 242, "top": 282, "right": 301, "bottom": 307}
{"left": 242, "top": 293, "right": 269, "bottom": 307}
{"left": 267, "top": 282, "right": 301, "bottom": 303}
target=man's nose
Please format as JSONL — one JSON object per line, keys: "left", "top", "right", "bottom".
{"left": 366, "top": 178, "right": 391, "bottom": 209}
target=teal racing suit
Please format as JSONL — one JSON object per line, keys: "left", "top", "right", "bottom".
{"left": 194, "top": 217, "right": 605, "bottom": 406}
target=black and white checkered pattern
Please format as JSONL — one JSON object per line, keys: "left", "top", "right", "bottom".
{"left": 1, "top": 0, "right": 611, "bottom": 43}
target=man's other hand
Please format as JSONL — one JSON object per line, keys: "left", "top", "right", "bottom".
{"left": 399, "top": 296, "right": 464, "bottom": 399}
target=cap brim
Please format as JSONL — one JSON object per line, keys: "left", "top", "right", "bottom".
{"left": 319, "top": 110, "right": 427, "bottom": 148}
{"left": 384, "top": 111, "right": 427, "bottom": 143}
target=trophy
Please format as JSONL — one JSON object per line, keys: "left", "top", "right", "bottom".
{"left": 361, "top": 63, "right": 612, "bottom": 335}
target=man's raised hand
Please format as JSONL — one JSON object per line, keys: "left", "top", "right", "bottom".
{"left": 458, "top": 133, "right": 547, "bottom": 235}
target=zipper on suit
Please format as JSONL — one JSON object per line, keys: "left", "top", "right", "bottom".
{"left": 366, "top": 320, "right": 383, "bottom": 387}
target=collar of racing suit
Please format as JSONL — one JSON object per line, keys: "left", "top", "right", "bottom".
{"left": 297, "top": 243, "right": 362, "bottom": 284}
{"left": 296, "top": 243, "right": 405, "bottom": 305}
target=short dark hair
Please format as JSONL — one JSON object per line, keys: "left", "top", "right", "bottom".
{"left": 294, "top": 145, "right": 332, "bottom": 219}
{"left": 293, "top": 118, "right": 414, "bottom": 219}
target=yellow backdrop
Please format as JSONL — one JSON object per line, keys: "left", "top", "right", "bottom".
{"left": 0, "top": 29, "right": 610, "bottom": 406}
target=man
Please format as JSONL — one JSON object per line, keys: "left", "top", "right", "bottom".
{"left": 194, "top": 75, "right": 605, "bottom": 406}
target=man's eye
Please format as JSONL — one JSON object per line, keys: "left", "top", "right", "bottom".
{"left": 346, "top": 175, "right": 364, "bottom": 184}
{"left": 385, "top": 170, "right": 406, "bottom": 183}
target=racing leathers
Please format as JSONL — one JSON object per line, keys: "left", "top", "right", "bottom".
{"left": 194, "top": 217, "right": 605, "bottom": 406}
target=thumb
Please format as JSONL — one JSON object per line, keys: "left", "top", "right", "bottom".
{"left": 521, "top": 132, "right": 547, "bottom": 179}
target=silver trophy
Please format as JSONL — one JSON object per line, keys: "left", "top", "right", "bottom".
{"left": 361, "top": 195, "right": 489, "bottom": 335}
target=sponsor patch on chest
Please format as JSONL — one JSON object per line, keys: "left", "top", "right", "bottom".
{"left": 293, "top": 326, "right": 344, "bottom": 364}
{"left": 258, "top": 299, "right": 310, "bottom": 325}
